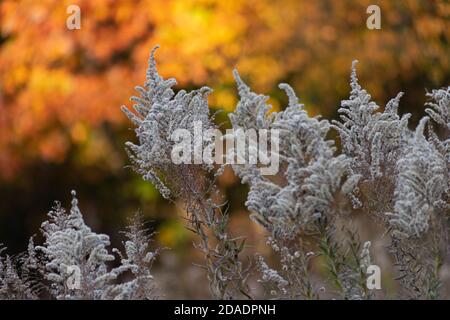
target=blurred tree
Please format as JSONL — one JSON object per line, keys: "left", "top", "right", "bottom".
{"left": 1, "top": 0, "right": 448, "bottom": 177}
{"left": 0, "top": 0, "right": 448, "bottom": 252}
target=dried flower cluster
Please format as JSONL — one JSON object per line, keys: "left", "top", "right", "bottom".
{"left": 121, "top": 46, "right": 216, "bottom": 200}
{"left": 229, "top": 60, "right": 448, "bottom": 299}
{"left": 229, "top": 70, "right": 361, "bottom": 239}
{"left": 1, "top": 48, "right": 448, "bottom": 300}
{"left": 1, "top": 191, "right": 158, "bottom": 300}
{"left": 122, "top": 47, "right": 251, "bottom": 299}
{"left": 232, "top": 61, "right": 448, "bottom": 299}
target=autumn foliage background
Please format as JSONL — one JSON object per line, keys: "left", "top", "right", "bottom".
{"left": 0, "top": 0, "right": 449, "bottom": 298}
